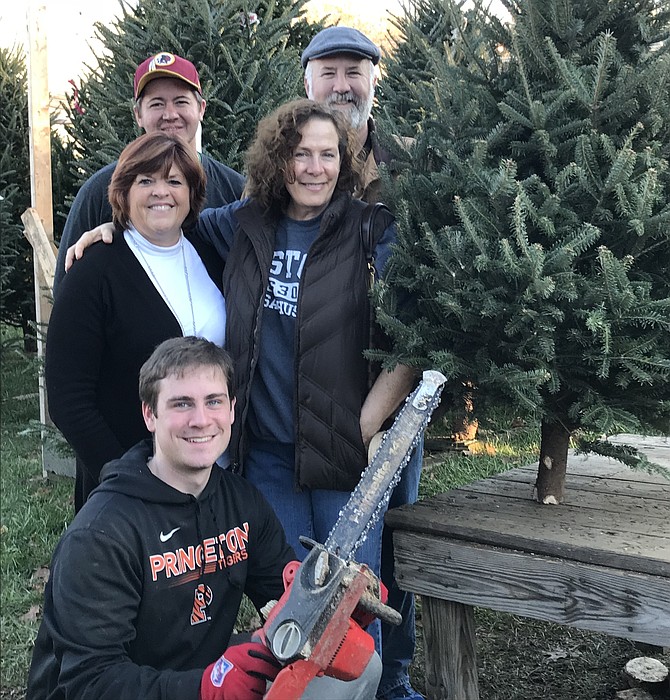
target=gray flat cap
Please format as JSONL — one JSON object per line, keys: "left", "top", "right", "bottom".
{"left": 301, "top": 27, "right": 381, "bottom": 68}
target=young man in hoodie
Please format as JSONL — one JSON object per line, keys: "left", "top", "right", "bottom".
{"left": 26, "top": 336, "right": 381, "bottom": 700}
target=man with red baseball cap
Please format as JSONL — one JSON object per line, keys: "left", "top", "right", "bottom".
{"left": 53, "top": 51, "right": 245, "bottom": 295}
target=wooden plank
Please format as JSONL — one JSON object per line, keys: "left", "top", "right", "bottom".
{"left": 460, "top": 475, "right": 668, "bottom": 507}
{"left": 22, "top": 208, "right": 56, "bottom": 292}
{"left": 492, "top": 469, "right": 670, "bottom": 501}
{"left": 431, "top": 489, "right": 668, "bottom": 538}
{"left": 393, "top": 531, "right": 670, "bottom": 646}
{"left": 449, "top": 480, "right": 669, "bottom": 522}
{"left": 387, "top": 495, "right": 670, "bottom": 570}
{"left": 623, "top": 445, "right": 670, "bottom": 465}
{"left": 501, "top": 459, "right": 669, "bottom": 485}
{"left": 566, "top": 444, "right": 669, "bottom": 476}
{"left": 609, "top": 433, "right": 670, "bottom": 450}
{"left": 390, "top": 483, "right": 670, "bottom": 543}
{"left": 386, "top": 499, "right": 670, "bottom": 576}
{"left": 494, "top": 436, "right": 670, "bottom": 483}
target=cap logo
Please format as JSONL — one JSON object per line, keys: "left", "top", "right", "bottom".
{"left": 134, "top": 51, "right": 201, "bottom": 99}
{"left": 150, "top": 52, "right": 176, "bottom": 71}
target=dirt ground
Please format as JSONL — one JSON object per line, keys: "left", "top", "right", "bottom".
{"left": 410, "top": 606, "right": 670, "bottom": 700}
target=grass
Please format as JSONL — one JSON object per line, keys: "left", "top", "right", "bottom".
{"left": 1, "top": 329, "right": 73, "bottom": 693}
{"left": 473, "top": 610, "right": 652, "bottom": 700}
{"left": 408, "top": 602, "right": 667, "bottom": 699}
{"left": 1, "top": 326, "right": 668, "bottom": 699}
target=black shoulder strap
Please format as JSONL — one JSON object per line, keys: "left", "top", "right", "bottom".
{"left": 360, "top": 202, "right": 392, "bottom": 260}
{"left": 360, "top": 202, "right": 393, "bottom": 288}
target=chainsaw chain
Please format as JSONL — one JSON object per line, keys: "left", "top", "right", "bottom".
{"left": 325, "top": 371, "right": 446, "bottom": 560}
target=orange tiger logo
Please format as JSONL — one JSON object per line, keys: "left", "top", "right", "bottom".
{"left": 190, "top": 583, "right": 213, "bottom": 625}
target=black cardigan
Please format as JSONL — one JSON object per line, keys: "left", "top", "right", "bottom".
{"left": 45, "top": 232, "right": 223, "bottom": 484}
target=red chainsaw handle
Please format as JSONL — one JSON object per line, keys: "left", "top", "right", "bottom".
{"left": 264, "top": 617, "right": 374, "bottom": 699}
{"left": 252, "top": 560, "right": 300, "bottom": 648}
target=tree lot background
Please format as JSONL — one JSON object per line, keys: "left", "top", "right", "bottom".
{"left": 1, "top": 0, "right": 669, "bottom": 695}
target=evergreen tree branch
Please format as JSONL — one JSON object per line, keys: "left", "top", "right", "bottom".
{"left": 575, "top": 437, "right": 670, "bottom": 479}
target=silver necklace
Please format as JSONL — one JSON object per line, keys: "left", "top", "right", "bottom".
{"left": 128, "top": 229, "right": 197, "bottom": 336}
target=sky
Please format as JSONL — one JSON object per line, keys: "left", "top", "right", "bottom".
{"left": 2, "top": 0, "right": 509, "bottom": 98}
{"left": 1, "top": 2, "right": 127, "bottom": 95}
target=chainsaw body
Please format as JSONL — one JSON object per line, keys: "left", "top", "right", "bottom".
{"left": 258, "top": 539, "right": 399, "bottom": 699}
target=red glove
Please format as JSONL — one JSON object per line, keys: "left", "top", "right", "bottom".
{"left": 200, "top": 642, "right": 281, "bottom": 700}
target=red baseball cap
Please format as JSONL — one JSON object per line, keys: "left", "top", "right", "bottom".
{"left": 134, "top": 52, "right": 202, "bottom": 99}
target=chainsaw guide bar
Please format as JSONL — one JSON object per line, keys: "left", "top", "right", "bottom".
{"left": 260, "top": 369, "right": 447, "bottom": 691}
{"left": 324, "top": 369, "right": 447, "bottom": 561}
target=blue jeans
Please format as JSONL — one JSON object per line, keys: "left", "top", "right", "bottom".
{"left": 244, "top": 440, "right": 384, "bottom": 654}
{"left": 378, "top": 438, "right": 424, "bottom": 697}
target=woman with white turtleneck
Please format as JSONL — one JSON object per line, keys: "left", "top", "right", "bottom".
{"left": 45, "top": 132, "right": 226, "bottom": 512}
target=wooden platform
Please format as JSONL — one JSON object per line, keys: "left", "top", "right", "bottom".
{"left": 385, "top": 434, "right": 670, "bottom": 700}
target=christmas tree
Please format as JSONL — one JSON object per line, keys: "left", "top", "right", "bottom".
{"left": 0, "top": 46, "right": 33, "bottom": 346}
{"left": 376, "top": 0, "right": 670, "bottom": 502}
{"left": 1, "top": 46, "right": 76, "bottom": 348}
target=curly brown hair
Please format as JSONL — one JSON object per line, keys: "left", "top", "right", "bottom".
{"left": 243, "top": 99, "right": 362, "bottom": 212}
{"left": 108, "top": 132, "right": 206, "bottom": 233}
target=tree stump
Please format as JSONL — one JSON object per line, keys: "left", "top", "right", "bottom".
{"left": 450, "top": 388, "right": 478, "bottom": 444}
{"left": 615, "top": 690, "right": 654, "bottom": 700}
{"left": 624, "top": 657, "right": 669, "bottom": 694}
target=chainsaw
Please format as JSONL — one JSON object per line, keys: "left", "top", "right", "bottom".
{"left": 255, "top": 370, "right": 446, "bottom": 699}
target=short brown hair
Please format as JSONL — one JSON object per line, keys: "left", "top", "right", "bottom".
{"left": 243, "top": 99, "right": 362, "bottom": 212}
{"left": 108, "top": 132, "right": 206, "bottom": 232}
{"left": 139, "top": 336, "right": 234, "bottom": 414}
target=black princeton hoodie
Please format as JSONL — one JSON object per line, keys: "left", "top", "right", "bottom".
{"left": 27, "top": 439, "right": 294, "bottom": 700}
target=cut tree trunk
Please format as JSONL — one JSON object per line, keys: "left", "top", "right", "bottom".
{"left": 451, "top": 387, "right": 478, "bottom": 443}
{"left": 535, "top": 419, "right": 571, "bottom": 505}
{"left": 624, "top": 657, "right": 669, "bottom": 694}
{"left": 451, "top": 415, "right": 479, "bottom": 444}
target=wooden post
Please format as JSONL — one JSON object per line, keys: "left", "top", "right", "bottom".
{"left": 422, "top": 597, "right": 480, "bottom": 700}
{"left": 22, "top": 208, "right": 56, "bottom": 291}
{"left": 26, "top": 2, "right": 75, "bottom": 477}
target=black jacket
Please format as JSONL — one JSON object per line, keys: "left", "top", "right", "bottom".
{"left": 26, "top": 440, "right": 294, "bottom": 700}
{"left": 221, "top": 195, "right": 394, "bottom": 491}
{"left": 45, "top": 232, "right": 223, "bottom": 490}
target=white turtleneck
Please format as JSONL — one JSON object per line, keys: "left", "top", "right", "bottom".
{"left": 124, "top": 225, "right": 226, "bottom": 346}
